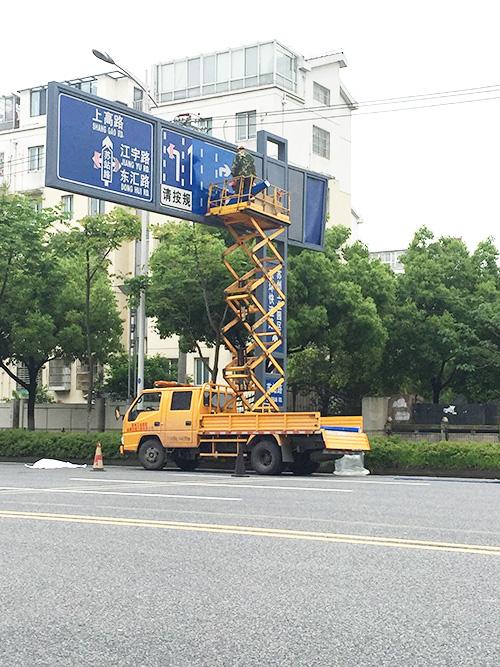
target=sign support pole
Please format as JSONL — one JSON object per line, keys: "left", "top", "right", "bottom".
{"left": 136, "top": 210, "right": 148, "bottom": 397}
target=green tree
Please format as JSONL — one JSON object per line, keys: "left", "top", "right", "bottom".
{"left": 146, "top": 221, "right": 248, "bottom": 381}
{"left": 58, "top": 208, "right": 140, "bottom": 416}
{"left": 288, "top": 226, "right": 395, "bottom": 414}
{"left": 0, "top": 189, "right": 82, "bottom": 429}
{"left": 388, "top": 228, "right": 500, "bottom": 403}
{"left": 102, "top": 354, "right": 178, "bottom": 399}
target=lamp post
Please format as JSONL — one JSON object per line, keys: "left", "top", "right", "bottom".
{"left": 92, "top": 48, "right": 155, "bottom": 397}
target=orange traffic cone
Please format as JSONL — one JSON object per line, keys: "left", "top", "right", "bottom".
{"left": 92, "top": 441, "right": 104, "bottom": 471}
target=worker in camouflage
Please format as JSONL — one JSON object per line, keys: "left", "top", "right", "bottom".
{"left": 231, "top": 145, "right": 256, "bottom": 178}
{"left": 231, "top": 146, "right": 256, "bottom": 198}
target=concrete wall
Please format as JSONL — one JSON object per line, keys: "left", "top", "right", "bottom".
{"left": 0, "top": 401, "right": 128, "bottom": 432}
{"left": 0, "top": 403, "right": 13, "bottom": 429}
{"left": 362, "top": 396, "right": 390, "bottom": 433}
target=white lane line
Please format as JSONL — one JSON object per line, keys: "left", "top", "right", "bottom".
{"left": 0, "top": 487, "right": 240, "bottom": 502}
{"left": 70, "top": 475, "right": 429, "bottom": 487}
{"left": 70, "top": 478, "right": 353, "bottom": 493}
{"left": 70, "top": 474, "right": 235, "bottom": 484}
{"left": 324, "top": 479, "right": 430, "bottom": 486}
{"left": 168, "top": 482, "right": 352, "bottom": 493}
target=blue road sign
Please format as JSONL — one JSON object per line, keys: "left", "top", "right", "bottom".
{"left": 47, "top": 83, "right": 328, "bottom": 250}
{"left": 160, "top": 128, "right": 235, "bottom": 216}
{"left": 51, "top": 91, "right": 155, "bottom": 207}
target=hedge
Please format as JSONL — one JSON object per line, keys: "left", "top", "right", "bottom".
{"left": 365, "top": 436, "right": 500, "bottom": 475}
{"left": 0, "top": 430, "right": 122, "bottom": 461}
{"left": 0, "top": 431, "right": 499, "bottom": 476}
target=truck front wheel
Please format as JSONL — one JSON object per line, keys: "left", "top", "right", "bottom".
{"left": 138, "top": 439, "right": 166, "bottom": 471}
{"left": 250, "top": 439, "right": 283, "bottom": 475}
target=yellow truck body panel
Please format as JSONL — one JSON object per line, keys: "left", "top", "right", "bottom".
{"left": 199, "top": 411, "right": 321, "bottom": 435}
{"left": 320, "top": 428, "right": 370, "bottom": 452}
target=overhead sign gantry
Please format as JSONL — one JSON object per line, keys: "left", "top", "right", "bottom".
{"left": 45, "top": 82, "right": 329, "bottom": 409}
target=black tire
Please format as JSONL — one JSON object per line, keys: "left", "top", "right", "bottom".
{"left": 173, "top": 455, "right": 199, "bottom": 472}
{"left": 138, "top": 439, "right": 166, "bottom": 471}
{"left": 250, "top": 439, "right": 283, "bottom": 475}
{"left": 289, "top": 453, "right": 320, "bottom": 476}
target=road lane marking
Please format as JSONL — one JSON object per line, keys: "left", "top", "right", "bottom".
{"left": 71, "top": 476, "right": 428, "bottom": 487}
{"left": 0, "top": 487, "right": 240, "bottom": 502}
{"left": 4, "top": 500, "right": 500, "bottom": 539}
{"left": 169, "top": 481, "right": 353, "bottom": 492}
{"left": 71, "top": 478, "right": 354, "bottom": 493}
{"left": 0, "top": 510, "right": 499, "bottom": 556}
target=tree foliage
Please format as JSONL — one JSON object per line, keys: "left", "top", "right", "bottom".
{"left": 146, "top": 221, "right": 249, "bottom": 381}
{"left": 56, "top": 208, "right": 140, "bottom": 415}
{"left": 386, "top": 227, "right": 500, "bottom": 402}
{"left": 102, "top": 353, "right": 178, "bottom": 399}
{"left": 0, "top": 191, "right": 138, "bottom": 428}
{"left": 0, "top": 189, "right": 80, "bottom": 428}
{"left": 288, "top": 226, "right": 396, "bottom": 413}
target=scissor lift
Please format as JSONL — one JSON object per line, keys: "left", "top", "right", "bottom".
{"left": 207, "top": 176, "right": 290, "bottom": 412}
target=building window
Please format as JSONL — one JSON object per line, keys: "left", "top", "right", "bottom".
{"left": 0, "top": 94, "right": 19, "bottom": 131}
{"left": 71, "top": 79, "right": 97, "bottom": 96}
{"left": 275, "top": 45, "right": 297, "bottom": 92}
{"left": 236, "top": 110, "right": 256, "bottom": 141}
{"left": 16, "top": 363, "right": 43, "bottom": 390}
{"left": 61, "top": 195, "right": 73, "bottom": 219}
{"left": 156, "top": 42, "right": 297, "bottom": 102}
{"left": 312, "top": 126, "right": 330, "bottom": 159}
{"left": 28, "top": 146, "right": 44, "bottom": 171}
{"left": 195, "top": 358, "right": 210, "bottom": 385}
{"left": 133, "top": 87, "right": 144, "bottom": 111}
{"left": 48, "top": 359, "right": 71, "bottom": 391}
{"left": 198, "top": 117, "right": 212, "bottom": 135}
{"left": 313, "top": 82, "right": 330, "bottom": 106}
{"left": 88, "top": 198, "right": 105, "bottom": 216}
{"left": 30, "top": 88, "right": 47, "bottom": 117}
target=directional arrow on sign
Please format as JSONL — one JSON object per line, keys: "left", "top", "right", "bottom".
{"left": 217, "top": 164, "right": 231, "bottom": 178}
{"left": 167, "top": 142, "right": 181, "bottom": 182}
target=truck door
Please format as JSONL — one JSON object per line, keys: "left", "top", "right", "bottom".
{"left": 166, "top": 389, "right": 196, "bottom": 447}
{"left": 124, "top": 390, "right": 164, "bottom": 448}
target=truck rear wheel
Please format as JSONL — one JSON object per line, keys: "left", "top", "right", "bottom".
{"left": 289, "top": 453, "right": 320, "bottom": 476}
{"left": 173, "top": 454, "right": 199, "bottom": 472}
{"left": 138, "top": 439, "right": 166, "bottom": 471}
{"left": 250, "top": 439, "right": 283, "bottom": 475}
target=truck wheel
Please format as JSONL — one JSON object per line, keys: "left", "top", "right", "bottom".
{"left": 138, "top": 439, "right": 166, "bottom": 471}
{"left": 289, "top": 453, "right": 320, "bottom": 476}
{"left": 251, "top": 439, "right": 283, "bottom": 475}
{"left": 173, "top": 455, "right": 199, "bottom": 472}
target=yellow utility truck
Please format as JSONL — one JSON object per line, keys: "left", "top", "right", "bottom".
{"left": 121, "top": 382, "right": 370, "bottom": 475}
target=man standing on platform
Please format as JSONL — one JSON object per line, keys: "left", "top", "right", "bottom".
{"left": 231, "top": 145, "right": 256, "bottom": 199}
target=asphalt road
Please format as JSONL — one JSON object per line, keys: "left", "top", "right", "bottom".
{"left": 0, "top": 463, "right": 499, "bottom": 666}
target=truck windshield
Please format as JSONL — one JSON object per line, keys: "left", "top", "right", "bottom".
{"left": 128, "top": 392, "right": 162, "bottom": 421}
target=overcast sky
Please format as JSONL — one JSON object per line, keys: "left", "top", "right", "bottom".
{"left": 3, "top": 0, "right": 499, "bottom": 251}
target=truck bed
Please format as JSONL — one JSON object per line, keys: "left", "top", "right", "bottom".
{"left": 199, "top": 411, "right": 321, "bottom": 434}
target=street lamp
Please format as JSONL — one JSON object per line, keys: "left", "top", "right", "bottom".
{"left": 92, "top": 48, "right": 154, "bottom": 398}
{"left": 91, "top": 49, "right": 157, "bottom": 109}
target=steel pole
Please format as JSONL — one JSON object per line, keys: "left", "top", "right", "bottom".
{"left": 136, "top": 210, "right": 148, "bottom": 397}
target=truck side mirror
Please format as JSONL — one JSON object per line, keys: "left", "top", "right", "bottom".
{"left": 114, "top": 407, "right": 123, "bottom": 421}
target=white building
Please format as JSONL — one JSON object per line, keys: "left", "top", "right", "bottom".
{"left": 369, "top": 249, "right": 406, "bottom": 273}
{"left": 0, "top": 40, "right": 357, "bottom": 403}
